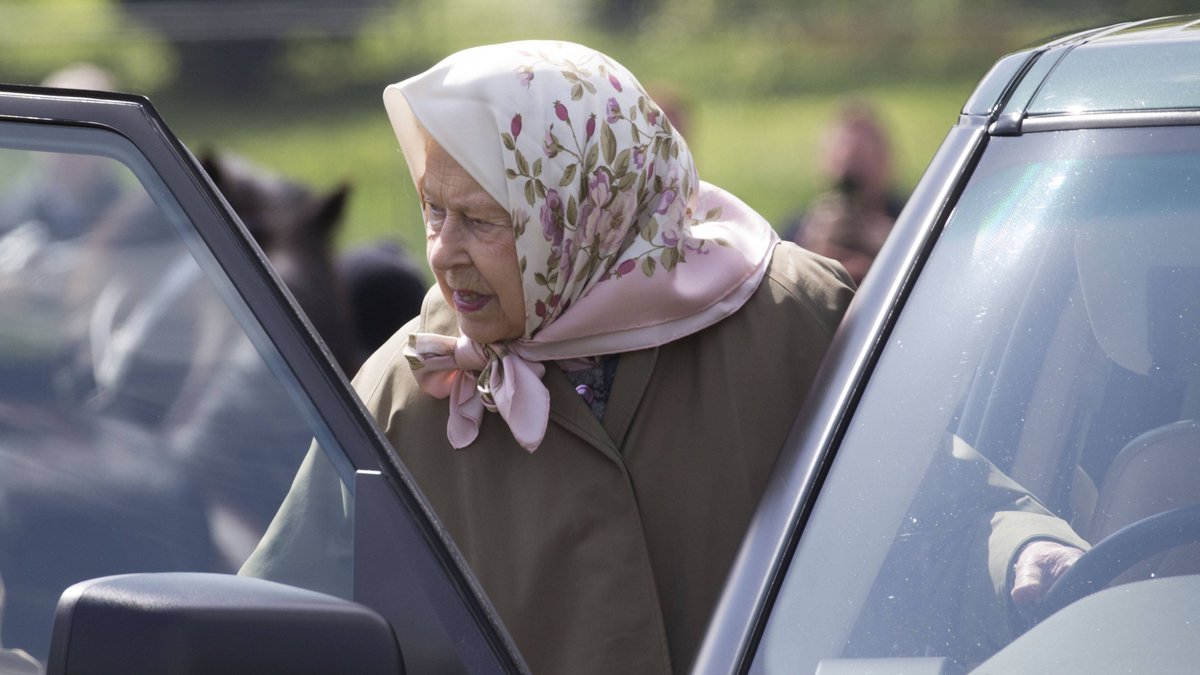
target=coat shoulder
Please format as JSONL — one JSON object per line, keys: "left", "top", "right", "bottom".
{"left": 754, "top": 240, "right": 856, "bottom": 339}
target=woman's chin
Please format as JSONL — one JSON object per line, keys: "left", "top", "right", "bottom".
{"left": 456, "top": 315, "right": 521, "bottom": 345}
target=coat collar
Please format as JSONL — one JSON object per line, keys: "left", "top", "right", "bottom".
{"left": 545, "top": 346, "right": 658, "bottom": 463}
{"left": 420, "top": 287, "right": 660, "bottom": 460}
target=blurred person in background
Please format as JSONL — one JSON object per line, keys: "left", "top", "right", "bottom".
{"left": 788, "top": 99, "right": 904, "bottom": 285}
{"left": 646, "top": 81, "right": 692, "bottom": 139}
{"left": 0, "top": 64, "right": 123, "bottom": 242}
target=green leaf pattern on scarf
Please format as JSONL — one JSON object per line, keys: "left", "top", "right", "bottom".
{"left": 500, "top": 48, "right": 724, "bottom": 337}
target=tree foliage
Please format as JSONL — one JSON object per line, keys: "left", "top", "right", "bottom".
{"left": 0, "top": 0, "right": 174, "bottom": 90}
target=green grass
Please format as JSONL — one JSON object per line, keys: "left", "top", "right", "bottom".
{"left": 2, "top": 0, "right": 1109, "bottom": 261}
{"left": 161, "top": 91, "right": 422, "bottom": 250}
{"left": 113, "top": 0, "right": 1005, "bottom": 265}
{"left": 158, "top": 79, "right": 977, "bottom": 267}
{"left": 691, "top": 81, "right": 972, "bottom": 227}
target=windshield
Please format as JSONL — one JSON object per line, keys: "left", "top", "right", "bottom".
{"left": 752, "top": 126, "right": 1200, "bottom": 673}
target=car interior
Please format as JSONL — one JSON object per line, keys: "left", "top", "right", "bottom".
{"left": 752, "top": 128, "right": 1200, "bottom": 674}
{"left": 908, "top": 135, "right": 1200, "bottom": 669}
{"left": 970, "top": 179, "right": 1200, "bottom": 584}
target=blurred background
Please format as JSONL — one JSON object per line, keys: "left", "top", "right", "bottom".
{"left": 0, "top": 0, "right": 1191, "bottom": 271}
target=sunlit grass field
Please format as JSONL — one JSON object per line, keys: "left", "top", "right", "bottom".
{"left": 22, "top": 0, "right": 1045, "bottom": 274}
{"left": 162, "top": 78, "right": 974, "bottom": 276}
{"left": 1, "top": 0, "right": 1120, "bottom": 273}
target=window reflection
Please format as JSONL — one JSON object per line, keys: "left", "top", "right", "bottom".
{"left": 753, "top": 127, "right": 1200, "bottom": 673}
{"left": 0, "top": 136, "right": 337, "bottom": 666}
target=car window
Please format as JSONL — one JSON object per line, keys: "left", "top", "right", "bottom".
{"left": 1029, "top": 40, "right": 1200, "bottom": 115}
{"left": 751, "top": 126, "right": 1200, "bottom": 673}
{"left": 0, "top": 121, "right": 354, "bottom": 667}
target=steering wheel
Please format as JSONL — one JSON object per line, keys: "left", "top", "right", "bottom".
{"left": 1038, "top": 502, "right": 1200, "bottom": 621}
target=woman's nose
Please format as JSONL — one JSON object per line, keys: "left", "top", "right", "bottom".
{"left": 427, "top": 215, "right": 469, "bottom": 271}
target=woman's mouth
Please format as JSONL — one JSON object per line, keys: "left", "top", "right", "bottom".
{"left": 453, "top": 289, "right": 492, "bottom": 312}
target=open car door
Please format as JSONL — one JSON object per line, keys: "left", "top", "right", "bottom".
{"left": 0, "top": 84, "right": 525, "bottom": 674}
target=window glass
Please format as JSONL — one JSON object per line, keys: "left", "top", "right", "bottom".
{"left": 752, "top": 127, "right": 1200, "bottom": 673}
{"left": 1029, "top": 40, "right": 1200, "bottom": 114}
{"left": 0, "top": 123, "right": 353, "bottom": 668}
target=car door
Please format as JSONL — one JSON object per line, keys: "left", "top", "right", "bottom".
{"left": 0, "top": 85, "right": 523, "bottom": 674}
{"left": 694, "top": 21, "right": 1200, "bottom": 675}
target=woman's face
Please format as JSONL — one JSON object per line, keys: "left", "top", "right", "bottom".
{"left": 422, "top": 143, "right": 525, "bottom": 344}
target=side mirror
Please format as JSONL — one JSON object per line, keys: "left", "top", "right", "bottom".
{"left": 47, "top": 572, "right": 403, "bottom": 674}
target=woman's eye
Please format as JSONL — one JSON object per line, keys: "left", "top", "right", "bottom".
{"left": 424, "top": 202, "right": 446, "bottom": 232}
{"left": 470, "top": 215, "right": 509, "bottom": 230}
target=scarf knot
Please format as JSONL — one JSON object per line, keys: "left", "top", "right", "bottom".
{"left": 404, "top": 332, "right": 548, "bottom": 451}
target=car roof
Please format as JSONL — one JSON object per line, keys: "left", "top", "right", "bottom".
{"left": 963, "top": 15, "right": 1200, "bottom": 134}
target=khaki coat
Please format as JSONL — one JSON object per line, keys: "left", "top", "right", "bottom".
{"left": 361, "top": 242, "right": 852, "bottom": 673}
{"left": 245, "top": 242, "right": 855, "bottom": 674}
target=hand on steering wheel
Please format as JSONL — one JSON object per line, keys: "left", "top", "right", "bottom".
{"left": 1010, "top": 540, "right": 1084, "bottom": 614}
{"left": 1036, "top": 503, "right": 1200, "bottom": 623}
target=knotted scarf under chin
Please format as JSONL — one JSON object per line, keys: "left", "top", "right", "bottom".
{"left": 404, "top": 333, "right": 549, "bottom": 451}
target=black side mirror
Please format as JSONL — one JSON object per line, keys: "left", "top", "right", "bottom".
{"left": 47, "top": 572, "right": 403, "bottom": 674}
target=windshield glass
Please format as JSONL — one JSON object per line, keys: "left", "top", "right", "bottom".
{"left": 752, "top": 126, "right": 1200, "bottom": 673}
{"left": 0, "top": 122, "right": 355, "bottom": 668}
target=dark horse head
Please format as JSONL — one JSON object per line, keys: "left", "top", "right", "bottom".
{"left": 200, "top": 151, "right": 359, "bottom": 373}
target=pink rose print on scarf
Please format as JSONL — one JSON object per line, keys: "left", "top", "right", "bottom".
{"left": 543, "top": 128, "right": 560, "bottom": 158}
{"left": 588, "top": 168, "right": 612, "bottom": 207}
{"left": 497, "top": 44, "right": 717, "bottom": 332}
{"left": 559, "top": 237, "right": 575, "bottom": 279}
{"left": 653, "top": 186, "right": 686, "bottom": 243}
{"left": 661, "top": 227, "right": 680, "bottom": 248}
{"left": 579, "top": 188, "right": 633, "bottom": 256}
{"left": 605, "top": 97, "right": 622, "bottom": 124}
{"left": 655, "top": 189, "right": 676, "bottom": 216}
{"left": 541, "top": 188, "right": 564, "bottom": 246}
{"left": 516, "top": 66, "right": 534, "bottom": 88}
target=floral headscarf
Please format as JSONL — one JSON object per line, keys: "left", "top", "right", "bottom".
{"left": 384, "top": 41, "right": 778, "bottom": 451}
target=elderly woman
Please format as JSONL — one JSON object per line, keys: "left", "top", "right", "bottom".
{"left": 245, "top": 41, "right": 854, "bottom": 673}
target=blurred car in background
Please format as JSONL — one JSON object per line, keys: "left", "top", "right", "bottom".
{"left": 0, "top": 14, "right": 1198, "bottom": 675}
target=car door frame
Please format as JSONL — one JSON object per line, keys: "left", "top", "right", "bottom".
{"left": 686, "top": 44, "right": 1048, "bottom": 672}
{"left": 691, "top": 18, "right": 1193, "bottom": 671}
{"left": 0, "top": 84, "right": 526, "bottom": 674}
